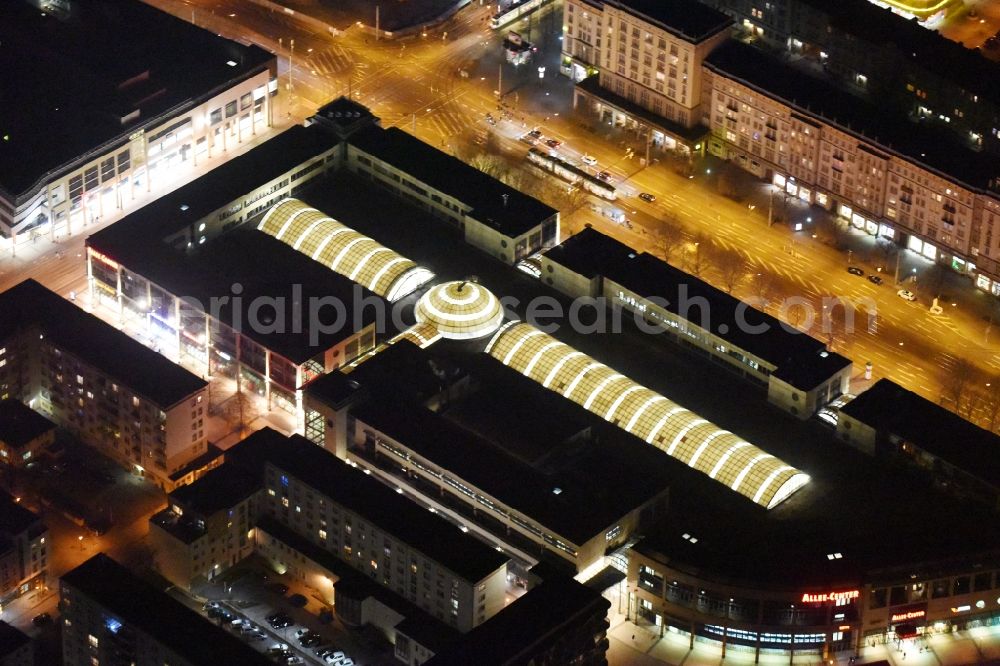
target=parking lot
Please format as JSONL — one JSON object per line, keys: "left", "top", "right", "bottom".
{"left": 192, "top": 559, "right": 392, "bottom": 665}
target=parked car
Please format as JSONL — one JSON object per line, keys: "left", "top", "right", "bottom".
{"left": 32, "top": 613, "right": 52, "bottom": 627}
{"left": 897, "top": 289, "right": 917, "bottom": 301}
{"left": 868, "top": 274, "right": 884, "bottom": 285}
{"left": 288, "top": 593, "right": 308, "bottom": 607}
{"left": 638, "top": 192, "right": 656, "bottom": 203}
{"left": 581, "top": 154, "right": 597, "bottom": 166}
{"left": 266, "top": 613, "right": 293, "bottom": 629}
{"left": 847, "top": 266, "right": 864, "bottom": 276}
{"left": 300, "top": 633, "right": 322, "bottom": 648}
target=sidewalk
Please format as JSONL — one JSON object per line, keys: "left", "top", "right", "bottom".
{"left": 606, "top": 612, "right": 1000, "bottom": 666}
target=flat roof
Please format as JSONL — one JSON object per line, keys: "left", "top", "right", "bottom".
{"left": 425, "top": 577, "right": 610, "bottom": 665}
{"left": 840, "top": 379, "right": 1000, "bottom": 489}
{"left": 0, "top": 280, "right": 206, "bottom": 407}
{"left": 797, "top": 0, "right": 1000, "bottom": 108}
{"left": 0, "top": 491, "right": 41, "bottom": 537}
{"left": 0, "top": 399, "right": 55, "bottom": 449}
{"left": 86, "top": 123, "right": 338, "bottom": 254}
{"left": 704, "top": 40, "right": 1000, "bottom": 193}
{"left": 348, "top": 125, "right": 557, "bottom": 238}
{"left": 628, "top": 412, "right": 1000, "bottom": 590}
{"left": 606, "top": 0, "right": 732, "bottom": 43}
{"left": 169, "top": 463, "right": 260, "bottom": 516}
{"left": 576, "top": 75, "right": 712, "bottom": 144}
{"left": 544, "top": 227, "right": 851, "bottom": 390}
{"left": 0, "top": 621, "right": 29, "bottom": 658}
{"left": 0, "top": 0, "right": 273, "bottom": 198}
{"left": 61, "top": 554, "right": 273, "bottom": 666}
{"left": 257, "top": 517, "right": 460, "bottom": 654}
{"left": 347, "top": 342, "right": 673, "bottom": 546}
{"left": 96, "top": 225, "right": 382, "bottom": 365}
{"left": 258, "top": 431, "right": 510, "bottom": 583}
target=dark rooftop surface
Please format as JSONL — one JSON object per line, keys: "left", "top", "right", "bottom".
{"left": 347, "top": 342, "right": 672, "bottom": 546}
{"left": 608, "top": 0, "right": 732, "bottom": 42}
{"left": 578, "top": 76, "right": 711, "bottom": 144}
{"left": 0, "top": 621, "right": 29, "bottom": 658}
{"left": 167, "top": 443, "right": 225, "bottom": 482}
{"left": 0, "top": 491, "right": 41, "bottom": 537}
{"left": 261, "top": 431, "right": 510, "bottom": 582}
{"left": 443, "top": 356, "right": 593, "bottom": 465}
{"left": 704, "top": 41, "right": 1000, "bottom": 192}
{"left": 94, "top": 225, "right": 382, "bottom": 365}
{"left": 87, "top": 124, "right": 337, "bottom": 253}
{"left": 61, "top": 554, "right": 273, "bottom": 666}
{"left": 348, "top": 125, "right": 556, "bottom": 238}
{"left": 544, "top": 228, "right": 850, "bottom": 389}
{"left": 0, "top": 280, "right": 206, "bottom": 407}
{"left": 258, "top": 517, "right": 460, "bottom": 653}
{"left": 631, "top": 414, "right": 1000, "bottom": 589}
{"left": 425, "top": 576, "right": 610, "bottom": 665}
{"left": 0, "top": 399, "right": 55, "bottom": 450}
{"left": 291, "top": 158, "right": 1000, "bottom": 590}
{"left": 0, "top": 0, "right": 273, "bottom": 197}
{"left": 169, "top": 463, "right": 260, "bottom": 516}
{"left": 796, "top": 0, "right": 1000, "bottom": 107}
{"left": 840, "top": 379, "right": 1000, "bottom": 488}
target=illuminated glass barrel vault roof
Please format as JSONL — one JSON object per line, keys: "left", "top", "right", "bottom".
{"left": 415, "top": 281, "right": 504, "bottom": 340}
{"left": 485, "top": 322, "right": 809, "bottom": 509}
{"left": 258, "top": 198, "right": 433, "bottom": 301}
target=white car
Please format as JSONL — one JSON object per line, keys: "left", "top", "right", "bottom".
{"left": 896, "top": 289, "right": 916, "bottom": 301}
{"left": 581, "top": 154, "right": 597, "bottom": 166}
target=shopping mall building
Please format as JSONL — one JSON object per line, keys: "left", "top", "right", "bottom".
{"left": 0, "top": 0, "right": 277, "bottom": 247}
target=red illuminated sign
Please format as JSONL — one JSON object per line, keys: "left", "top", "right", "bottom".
{"left": 890, "top": 609, "right": 926, "bottom": 623}
{"left": 801, "top": 590, "right": 860, "bottom": 604}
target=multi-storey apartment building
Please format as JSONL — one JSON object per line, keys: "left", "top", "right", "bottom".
{"left": 698, "top": 0, "right": 1000, "bottom": 154}
{"left": 259, "top": 434, "right": 509, "bottom": 633}
{"left": 0, "top": 492, "right": 48, "bottom": 606}
{"left": 562, "top": 0, "right": 1000, "bottom": 293}
{"left": 148, "top": 463, "right": 261, "bottom": 586}
{"left": 0, "top": 280, "right": 209, "bottom": 490}
{"left": 0, "top": 0, "right": 277, "bottom": 248}
{"left": 60, "top": 554, "right": 273, "bottom": 666}
{"left": 150, "top": 428, "right": 510, "bottom": 633}
{"left": 564, "top": 0, "right": 731, "bottom": 153}
{"left": 701, "top": 41, "right": 1000, "bottom": 292}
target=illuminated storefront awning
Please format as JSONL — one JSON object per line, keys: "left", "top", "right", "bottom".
{"left": 258, "top": 198, "right": 433, "bottom": 301}
{"left": 485, "top": 322, "right": 809, "bottom": 508}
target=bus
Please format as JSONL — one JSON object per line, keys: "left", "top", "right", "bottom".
{"left": 491, "top": 0, "right": 548, "bottom": 29}
{"left": 527, "top": 148, "right": 617, "bottom": 200}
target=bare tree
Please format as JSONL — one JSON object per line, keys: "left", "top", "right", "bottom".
{"left": 942, "top": 358, "right": 977, "bottom": 412}
{"left": 984, "top": 379, "right": 1000, "bottom": 431}
{"left": 749, "top": 270, "right": 781, "bottom": 312}
{"left": 712, "top": 245, "right": 748, "bottom": 294}
{"left": 684, "top": 234, "right": 706, "bottom": 277}
{"left": 221, "top": 386, "right": 261, "bottom": 438}
{"left": 652, "top": 217, "right": 685, "bottom": 265}
{"left": 468, "top": 153, "right": 507, "bottom": 179}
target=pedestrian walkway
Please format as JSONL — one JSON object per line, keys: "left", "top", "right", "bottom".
{"left": 606, "top": 611, "right": 1000, "bottom": 666}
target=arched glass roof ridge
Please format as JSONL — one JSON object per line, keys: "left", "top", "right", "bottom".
{"left": 257, "top": 198, "right": 433, "bottom": 301}
{"left": 484, "top": 322, "right": 808, "bottom": 509}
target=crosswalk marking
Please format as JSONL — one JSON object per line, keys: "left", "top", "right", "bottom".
{"left": 425, "top": 111, "right": 470, "bottom": 139}
{"left": 309, "top": 45, "right": 353, "bottom": 76}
